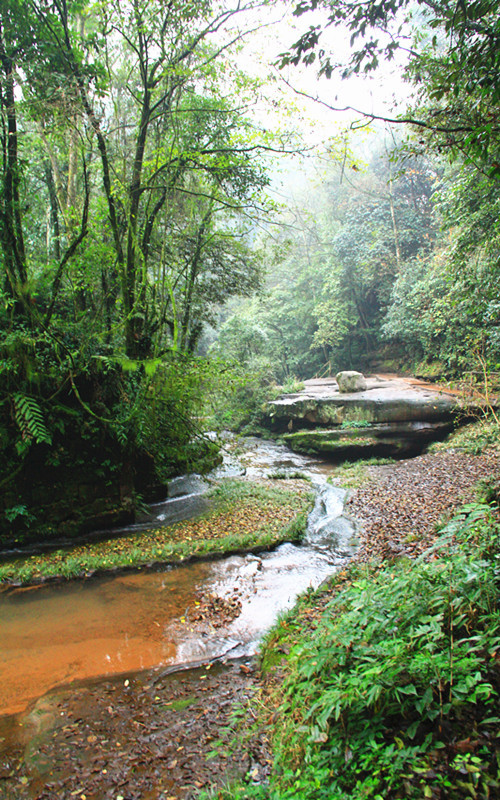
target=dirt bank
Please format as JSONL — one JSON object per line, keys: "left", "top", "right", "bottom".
{"left": 347, "top": 448, "right": 500, "bottom": 561}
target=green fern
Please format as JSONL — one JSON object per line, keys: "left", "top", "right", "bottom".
{"left": 13, "top": 393, "right": 52, "bottom": 446}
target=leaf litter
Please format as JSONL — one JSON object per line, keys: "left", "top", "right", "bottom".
{"left": 2, "top": 449, "right": 499, "bottom": 798}
{"left": 348, "top": 450, "right": 500, "bottom": 561}
{"left": 0, "top": 661, "right": 270, "bottom": 800}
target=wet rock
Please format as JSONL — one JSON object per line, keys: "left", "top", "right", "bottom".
{"left": 0, "top": 661, "right": 268, "bottom": 800}
{"left": 167, "top": 475, "right": 208, "bottom": 499}
{"left": 336, "top": 371, "right": 367, "bottom": 393}
{"left": 283, "top": 421, "right": 453, "bottom": 460}
{"left": 266, "top": 385, "right": 457, "bottom": 431}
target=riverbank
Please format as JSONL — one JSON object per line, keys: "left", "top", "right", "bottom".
{"left": 2, "top": 424, "right": 499, "bottom": 800}
{"left": 0, "top": 479, "right": 314, "bottom": 587}
{"left": 0, "top": 660, "right": 269, "bottom": 800}
{"left": 248, "top": 422, "right": 500, "bottom": 800}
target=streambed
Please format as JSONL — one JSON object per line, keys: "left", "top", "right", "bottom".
{"left": 0, "top": 438, "right": 356, "bottom": 717}
{"left": 0, "top": 437, "right": 357, "bottom": 794}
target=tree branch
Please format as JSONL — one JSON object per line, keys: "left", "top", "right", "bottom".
{"left": 277, "top": 71, "right": 492, "bottom": 136}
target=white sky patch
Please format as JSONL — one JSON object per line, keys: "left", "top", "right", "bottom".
{"left": 215, "top": 3, "right": 411, "bottom": 219}
{"left": 234, "top": 3, "right": 412, "bottom": 148}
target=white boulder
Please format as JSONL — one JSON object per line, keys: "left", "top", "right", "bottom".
{"left": 336, "top": 371, "right": 367, "bottom": 393}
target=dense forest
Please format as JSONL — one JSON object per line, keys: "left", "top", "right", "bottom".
{"left": 0, "top": 0, "right": 281, "bottom": 539}
{"left": 1, "top": 0, "right": 499, "bottom": 537}
{"left": 2, "top": 3, "right": 500, "bottom": 800}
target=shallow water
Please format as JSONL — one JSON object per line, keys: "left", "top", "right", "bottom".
{"left": 0, "top": 437, "right": 356, "bottom": 716}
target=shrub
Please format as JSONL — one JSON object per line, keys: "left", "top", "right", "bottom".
{"left": 263, "top": 503, "right": 500, "bottom": 799}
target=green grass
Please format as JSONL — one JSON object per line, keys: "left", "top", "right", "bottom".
{"left": 280, "top": 378, "right": 305, "bottom": 395}
{"left": 327, "top": 457, "right": 395, "bottom": 489}
{"left": 340, "top": 419, "right": 372, "bottom": 429}
{"left": 429, "top": 418, "right": 500, "bottom": 455}
{"left": 200, "top": 784, "right": 268, "bottom": 799}
{"left": 268, "top": 470, "right": 311, "bottom": 481}
{"left": 203, "top": 502, "right": 500, "bottom": 800}
{"left": 0, "top": 480, "right": 314, "bottom": 586}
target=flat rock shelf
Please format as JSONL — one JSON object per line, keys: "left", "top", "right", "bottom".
{"left": 264, "top": 374, "right": 474, "bottom": 459}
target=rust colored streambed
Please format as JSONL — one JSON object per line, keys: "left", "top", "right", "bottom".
{"left": 0, "top": 438, "right": 355, "bottom": 718}
{"left": 0, "top": 537, "right": 350, "bottom": 717}
{"left": 0, "top": 568, "right": 199, "bottom": 716}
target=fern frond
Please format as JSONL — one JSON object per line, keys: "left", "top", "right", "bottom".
{"left": 13, "top": 393, "right": 52, "bottom": 445}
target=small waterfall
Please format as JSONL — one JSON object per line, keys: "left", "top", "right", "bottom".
{"left": 306, "top": 481, "right": 358, "bottom": 557}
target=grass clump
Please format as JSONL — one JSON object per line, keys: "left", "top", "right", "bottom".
{"left": 257, "top": 502, "right": 500, "bottom": 799}
{"left": 430, "top": 418, "right": 500, "bottom": 455}
{"left": 340, "top": 419, "right": 372, "bottom": 429}
{"left": 280, "top": 377, "right": 305, "bottom": 395}
{"left": 0, "top": 480, "right": 314, "bottom": 586}
{"left": 200, "top": 784, "right": 268, "bottom": 799}
{"left": 328, "top": 457, "right": 395, "bottom": 489}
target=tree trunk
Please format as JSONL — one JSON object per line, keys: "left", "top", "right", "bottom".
{"left": 44, "top": 161, "right": 61, "bottom": 261}
{"left": 0, "top": 29, "right": 30, "bottom": 319}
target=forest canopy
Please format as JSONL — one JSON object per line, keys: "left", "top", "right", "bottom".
{"left": 0, "top": 0, "right": 289, "bottom": 538}
{"left": 213, "top": 0, "right": 500, "bottom": 381}
{"left": 1, "top": 0, "right": 499, "bottom": 538}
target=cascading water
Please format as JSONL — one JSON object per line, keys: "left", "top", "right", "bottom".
{"left": 306, "top": 481, "right": 357, "bottom": 556}
{"left": 0, "top": 436, "right": 358, "bottom": 716}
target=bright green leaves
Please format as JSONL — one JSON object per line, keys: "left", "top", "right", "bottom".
{"left": 280, "top": 0, "right": 500, "bottom": 175}
{"left": 265, "top": 503, "right": 500, "bottom": 799}
{"left": 13, "top": 392, "right": 52, "bottom": 450}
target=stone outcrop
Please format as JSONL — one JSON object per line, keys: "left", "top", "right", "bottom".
{"left": 282, "top": 421, "right": 453, "bottom": 459}
{"left": 263, "top": 374, "right": 463, "bottom": 460}
{"left": 267, "top": 376, "right": 457, "bottom": 430}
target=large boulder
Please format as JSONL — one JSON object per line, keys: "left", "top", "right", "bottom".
{"left": 336, "top": 370, "right": 367, "bottom": 393}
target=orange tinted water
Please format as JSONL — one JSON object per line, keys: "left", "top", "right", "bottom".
{"left": 0, "top": 539, "right": 346, "bottom": 717}
{"left": 0, "top": 566, "right": 214, "bottom": 715}
{"left": 0, "top": 439, "right": 350, "bottom": 718}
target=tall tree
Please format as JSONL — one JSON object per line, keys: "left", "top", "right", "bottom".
{"left": 0, "top": 0, "right": 289, "bottom": 535}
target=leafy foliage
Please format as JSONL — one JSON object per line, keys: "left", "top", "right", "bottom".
{"left": 0, "top": 0, "right": 283, "bottom": 534}
{"left": 260, "top": 503, "right": 500, "bottom": 799}
{"left": 212, "top": 146, "right": 438, "bottom": 379}
{"left": 13, "top": 393, "right": 52, "bottom": 448}
{"left": 281, "top": 0, "right": 500, "bottom": 173}
{"left": 247, "top": 0, "right": 500, "bottom": 386}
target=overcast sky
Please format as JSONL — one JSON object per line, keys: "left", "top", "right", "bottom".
{"left": 236, "top": 2, "right": 412, "bottom": 147}
{"left": 226, "top": 2, "right": 412, "bottom": 206}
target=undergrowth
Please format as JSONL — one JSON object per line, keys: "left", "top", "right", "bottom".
{"left": 430, "top": 418, "right": 500, "bottom": 456}
{"left": 217, "top": 501, "right": 500, "bottom": 800}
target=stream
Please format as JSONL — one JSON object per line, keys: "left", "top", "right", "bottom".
{"left": 0, "top": 437, "right": 357, "bottom": 719}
